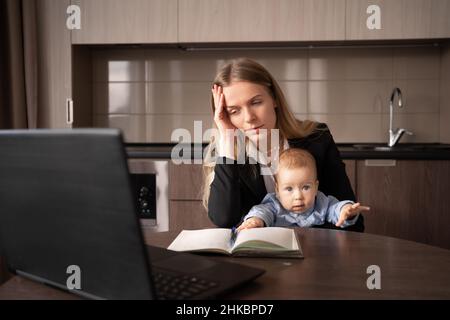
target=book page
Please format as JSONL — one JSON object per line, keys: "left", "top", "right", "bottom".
{"left": 167, "top": 228, "right": 233, "bottom": 253}
{"left": 233, "top": 227, "right": 298, "bottom": 251}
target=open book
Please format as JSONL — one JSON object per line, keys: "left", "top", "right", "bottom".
{"left": 168, "top": 227, "right": 303, "bottom": 258}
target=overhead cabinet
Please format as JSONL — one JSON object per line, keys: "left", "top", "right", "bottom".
{"left": 346, "top": 0, "right": 450, "bottom": 40}
{"left": 180, "top": 0, "right": 450, "bottom": 43}
{"left": 178, "top": 0, "right": 346, "bottom": 42}
{"left": 430, "top": 0, "right": 450, "bottom": 38}
{"left": 71, "top": 0, "right": 178, "bottom": 44}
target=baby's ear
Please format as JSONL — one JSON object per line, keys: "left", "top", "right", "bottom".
{"left": 275, "top": 182, "right": 281, "bottom": 196}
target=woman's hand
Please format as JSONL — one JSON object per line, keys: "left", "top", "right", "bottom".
{"left": 212, "top": 84, "right": 237, "bottom": 135}
{"left": 237, "top": 217, "right": 265, "bottom": 231}
{"left": 336, "top": 202, "right": 370, "bottom": 227}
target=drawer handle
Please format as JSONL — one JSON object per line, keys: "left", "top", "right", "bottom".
{"left": 364, "top": 159, "right": 396, "bottom": 167}
{"left": 66, "top": 98, "right": 73, "bottom": 125}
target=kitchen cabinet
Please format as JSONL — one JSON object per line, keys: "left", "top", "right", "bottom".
{"left": 431, "top": 0, "right": 450, "bottom": 38}
{"left": 346, "top": 0, "right": 434, "bottom": 40}
{"left": 169, "top": 163, "right": 214, "bottom": 232}
{"left": 169, "top": 201, "right": 215, "bottom": 232}
{"left": 178, "top": 0, "right": 345, "bottom": 43}
{"left": 36, "top": 1, "right": 93, "bottom": 128}
{"left": 356, "top": 160, "right": 450, "bottom": 249}
{"left": 71, "top": 0, "right": 177, "bottom": 44}
{"left": 169, "top": 163, "right": 203, "bottom": 200}
{"left": 343, "top": 160, "right": 356, "bottom": 197}
{"left": 36, "top": 0, "right": 72, "bottom": 128}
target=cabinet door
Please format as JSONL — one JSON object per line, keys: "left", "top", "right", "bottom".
{"left": 179, "top": 0, "right": 345, "bottom": 43}
{"left": 72, "top": 0, "right": 177, "bottom": 44}
{"left": 430, "top": 0, "right": 450, "bottom": 38}
{"left": 169, "top": 163, "right": 214, "bottom": 231}
{"left": 169, "top": 163, "right": 203, "bottom": 200}
{"left": 346, "top": 0, "right": 432, "bottom": 40}
{"left": 356, "top": 160, "right": 450, "bottom": 249}
{"left": 169, "top": 201, "right": 215, "bottom": 232}
{"left": 343, "top": 160, "right": 356, "bottom": 197}
{"left": 36, "top": 0, "right": 72, "bottom": 128}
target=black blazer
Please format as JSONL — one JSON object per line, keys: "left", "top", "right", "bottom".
{"left": 208, "top": 123, "right": 365, "bottom": 232}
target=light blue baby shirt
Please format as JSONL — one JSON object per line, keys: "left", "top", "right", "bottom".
{"left": 244, "top": 191, "right": 358, "bottom": 228}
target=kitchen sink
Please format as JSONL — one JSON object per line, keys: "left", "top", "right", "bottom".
{"left": 351, "top": 143, "right": 450, "bottom": 152}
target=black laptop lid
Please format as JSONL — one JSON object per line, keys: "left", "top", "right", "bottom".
{"left": 0, "top": 129, "right": 154, "bottom": 299}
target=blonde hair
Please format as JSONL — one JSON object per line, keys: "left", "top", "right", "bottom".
{"left": 202, "top": 58, "right": 318, "bottom": 209}
{"left": 277, "top": 148, "right": 317, "bottom": 180}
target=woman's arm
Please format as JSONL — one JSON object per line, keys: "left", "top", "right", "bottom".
{"left": 208, "top": 157, "right": 265, "bottom": 228}
{"left": 207, "top": 157, "right": 243, "bottom": 228}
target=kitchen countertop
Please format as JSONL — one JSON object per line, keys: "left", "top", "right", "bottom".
{"left": 125, "top": 143, "right": 450, "bottom": 160}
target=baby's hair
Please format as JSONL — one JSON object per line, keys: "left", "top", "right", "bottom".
{"left": 276, "top": 148, "right": 317, "bottom": 179}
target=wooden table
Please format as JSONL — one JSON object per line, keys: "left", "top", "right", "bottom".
{"left": 1, "top": 228, "right": 450, "bottom": 299}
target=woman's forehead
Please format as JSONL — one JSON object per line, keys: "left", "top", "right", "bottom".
{"left": 223, "top": 81, "right": 270, "bottom": 104}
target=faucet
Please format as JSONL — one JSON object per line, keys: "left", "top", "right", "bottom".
{"left": 388, "top": 87, "right": 413, "bottom": 147}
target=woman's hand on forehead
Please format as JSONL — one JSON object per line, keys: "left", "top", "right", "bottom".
{"left": 212, "top": 84, "right": 236, "bottom": 133}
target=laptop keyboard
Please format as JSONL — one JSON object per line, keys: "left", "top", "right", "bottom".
{"left": 153, "top": 269, "right": 219, "bottom": 300}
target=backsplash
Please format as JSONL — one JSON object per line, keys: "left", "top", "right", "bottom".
{"left": 92, "top": 45, "right": 443, "bottom": 143}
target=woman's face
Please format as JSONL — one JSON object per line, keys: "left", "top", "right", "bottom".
{"left": 222, "top": 81, "right": 277, "bottom": 134}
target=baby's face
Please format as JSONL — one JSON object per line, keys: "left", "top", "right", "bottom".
{"left": 276, "top": 167, "right": 318, "bottom": 214}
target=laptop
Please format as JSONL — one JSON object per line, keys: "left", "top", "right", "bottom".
{"left": 0, "top": 128, "right": 264, "bottom": 299}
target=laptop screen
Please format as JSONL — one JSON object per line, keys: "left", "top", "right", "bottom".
{"left": 0, "top": 129, "right": 155, "bottom": 299}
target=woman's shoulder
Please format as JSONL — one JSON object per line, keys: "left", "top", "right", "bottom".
{"left": 315, "top": 122, "right": 329, "bottom": 131}
{"left": 288, "top": 122, "right": 333, "bottom": 146}
{"left": 286, "top": 122, "right": 339, "bottom": 164}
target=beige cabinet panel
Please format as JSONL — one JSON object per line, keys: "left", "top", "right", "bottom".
{"left": 346, "top": 0, "right": 433, "bottom": 40}
{"left": 431, "top": 0, "right": 450, "bottom": 38}
{"left": 179, "top": 0, "right": 345, "bottom": 42}
{"left": 72, "top": 0, "right": 177, "bottom": 44}
{"left": 36, "top": 0, "right": 72, "bottom": 128}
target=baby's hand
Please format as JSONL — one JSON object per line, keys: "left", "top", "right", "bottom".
{"left": 237, "top": 217, "right": 265, "bottom": 231}
{"left": 336, "top": 202, "right": 370, "bottom": 227}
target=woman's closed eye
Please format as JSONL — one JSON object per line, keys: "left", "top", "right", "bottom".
{"left": 227, "top": 108, "right": 240, "bottom": 115}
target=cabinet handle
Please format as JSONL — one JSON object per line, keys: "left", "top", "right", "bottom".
{"left": 66, "top": 98, "right": 73, "bottom": 125}
{"left": 364, "top": 159, "right": 396, "bottom": 167}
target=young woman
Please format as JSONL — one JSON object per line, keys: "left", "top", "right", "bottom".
{"left": 202, "top": 58, "right": 364, "bottom": 232}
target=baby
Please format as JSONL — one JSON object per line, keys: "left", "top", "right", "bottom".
{"left": 238, "top": 148, "right": 370, "bottom": 231}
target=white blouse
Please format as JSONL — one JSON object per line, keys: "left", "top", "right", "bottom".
{"left": 261, "top": 139, "right": 289, "bottom": 194}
